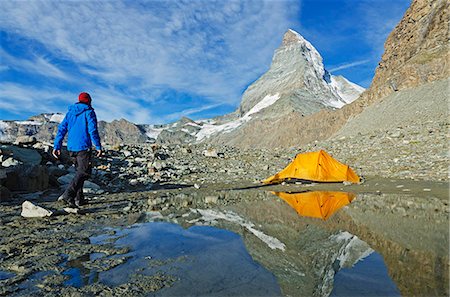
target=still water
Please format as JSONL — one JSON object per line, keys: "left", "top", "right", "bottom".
{"left": 64, "top": 222, "right": 282, "bottom": 296}
{"left": 57, "top": 189, "right": 448, "bottom": 296}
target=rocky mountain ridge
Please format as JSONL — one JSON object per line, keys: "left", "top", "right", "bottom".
{"left": 206, "top": 0, "right": 449, "bottom": 148}
{"left": 239, "top": 29, "right": 364, "bottom": 116}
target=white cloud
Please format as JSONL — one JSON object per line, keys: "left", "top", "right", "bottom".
{"left": 328, "top": 59, "right": 371, "bottom": 72}
{"left": 0, "top": 82, "right": 73, "bottom": 114}
{"left": 163, "top": 102, "right": 225, "bottom": 122}
{"left": 0, "top": 0, "right": 300, "bottom": 109}
{"left": 0, "top": 48, "right": 71, "bottom": 80}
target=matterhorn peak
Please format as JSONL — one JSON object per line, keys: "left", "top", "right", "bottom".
{"left": 282, "top": 29, "right": 304, "bottom": 46}
{"left": 238, "top": 29, "right": 365, "bottom": 116}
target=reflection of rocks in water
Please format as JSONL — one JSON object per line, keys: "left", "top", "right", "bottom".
{"left": 63, "top": 254, "right": 99, "bottom": 288}
{"left": 92, "top": 222, "right": 282, "bottom": 296}
{"left": 197, "top": 190, "right": 448, "bottom": 297}
{"left": 321, "top": 193, "right": 449, "bottom": 296}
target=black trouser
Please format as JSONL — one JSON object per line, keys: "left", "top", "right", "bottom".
{"left": 64, "top": 150, "right": 92, "bottom": 202}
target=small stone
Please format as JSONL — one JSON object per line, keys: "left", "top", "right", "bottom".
{"left": 21, "top": 201, "right": 53, "bottom": 218}
{"left": 15, "top": 135, "right": 37, "bottom": 145}
{"left": 205, "top": 196, "right": 219, "bottom": 204}
{"left": 148, "top": 197, "right": 163, "bottom": 206}
{"left": 63, "top": 207, "right": 79, "bottom": 214}
{"left": 202, "top": 149, "right": 219, "bottom": 158}
{"left": 122, "top": 150, "right": 132, "bottom": 157}
{"left": 194, "top": 183, "right": 200, "bottom": 189}
{"left": 129, "top": 179, "right": 139, "bottom": 186}
{"left": 343, "top": 181, "right": 352, "bottom": 186}
{"left": 423, "top": 188, "right": 431, "bottom": 191}
{"left": 2, "top": 157, "right": 20, "bottom": 167}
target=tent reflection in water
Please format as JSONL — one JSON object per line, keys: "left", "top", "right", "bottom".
{"left": 263, "top": 150, "right": 360, "bottom": 184}
{"left": 273, "top": 191, "right": 356, "bottom": 220}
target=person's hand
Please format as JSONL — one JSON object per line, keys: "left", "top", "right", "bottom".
{"left": 96, "top": 150, "right": 103, "bottom": 157}
{"left": 52, "top": 149, "right": 60, "bottom": 159}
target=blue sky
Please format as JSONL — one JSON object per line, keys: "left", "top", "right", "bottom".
{"left": 0, "top": 0, "right": 411, "bottom": 124}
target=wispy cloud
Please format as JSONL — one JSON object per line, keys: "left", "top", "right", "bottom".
{"left": 163, "top": 102, "right": 226, "bottom": 122}
{"left": 0, "top": 48, "right": 72, "bottom": 81}
{"left": 0, "top": 82, "right": 73, "bottom": 114}
{"left": 0, "top": 0, "right": 299, "bottom": 119}
{"left": 328, "top": 59, "right": 371, "bottom": 72}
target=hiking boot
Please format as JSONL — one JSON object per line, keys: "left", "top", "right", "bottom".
{"left": 75, "top": 198, "right": 87, "bottom": 207}
{"left": 57, "top": 193, "right": 77, "bottom": 208}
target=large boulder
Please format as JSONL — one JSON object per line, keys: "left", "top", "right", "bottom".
{"left": 0, "top": 145, "right": 42, "bottom": 166}
{"left": 3, "top": 165, "right": 49, "bottom": 192}
{"left": 0, "top": 185, "right": 11, "bottom": 202}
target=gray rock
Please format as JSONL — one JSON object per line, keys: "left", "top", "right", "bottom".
{"left": 2, "top": 157, "right": 20, "bottom": 167}
{"left": 153, "top": 160, "right": 167, "bottom": 171}
{"left": 4, "top": 165, "right": 49, "bottom": 192}
{"left": 0, "top": 145, "right": 42, "bottom": 166}
{"left": 204, "top": 196, "right": 219, "bottom": 204}
{"left": 202, "top": 149, "right": 219, "bottom": 158}
{"left": 63, "top": 207, "right": 79, "bottom": 214}
{"left": 0, "top": 185, "right": 12, "bottom": 202}
{"left": 58, "top": 173, "right": 75, "bottom": 185}
{"left": 83, "top": 181, "right": 103, "bottom": 194}
{"left": 15, "top": 135, "right": 37, "bottom": 145}
{"left": 0, "top": 169, "right": 7, "bottom": 179}
{"left": 48, "top": 166, "right": 67, "bottom": 177}
{"left": 21, "top": 200, "right": 53, "bottom": 218}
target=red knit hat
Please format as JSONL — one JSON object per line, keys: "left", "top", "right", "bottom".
{"left": 78, "top": 92, "right": 92, "bottom": 104}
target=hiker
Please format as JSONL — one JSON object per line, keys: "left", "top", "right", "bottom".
{"left": 52, "top": 92, "right": 102, "bottom": 207}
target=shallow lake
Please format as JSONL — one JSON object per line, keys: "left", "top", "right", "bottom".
{"left": 58, "top": 189, "right": 448, "bottom": 296}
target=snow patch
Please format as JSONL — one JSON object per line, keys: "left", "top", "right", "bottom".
{"left": 49, "top": 113, "right": 64, "bottom": 123}
{"left": 15, "top": 121, "right": 42, "bottom": 126}
{"left": 185, "top": 122, "right": 201, "bottom": 127}
{"left": 331, "top": 231, "right": 374, "bottom": 268}
{"left": 244, "top": 94, "right": 281, "bottom": 118}
{"left": 0, "top": 121, "right": 11, "bottom": 141}
{"left": 189, "top": 209, "right": 286, "bottom": 251}
{"left": 145, "top": 126, "right": 164, "bottom": 139}
{"left": 181, "top": 128, "right": 196, "bottom": 136}
{"left": 196, "top": 93, "right": 280, "bottom": 141}
{"left": 329, "top": 76, "right": 365, "bottom": 105}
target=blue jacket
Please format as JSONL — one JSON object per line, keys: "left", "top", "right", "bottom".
{"left": 54, "top": 103, "right": 102, "bottom": 151}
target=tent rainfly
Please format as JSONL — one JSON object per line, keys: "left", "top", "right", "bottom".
{"left": 263, "top": 150, "right": 360, "bottom": 184}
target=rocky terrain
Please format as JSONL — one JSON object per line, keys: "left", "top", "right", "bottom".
{"left": 0, "top": 168, "right": 447, "bottom": 296}
{"left": 207, "top": 0, "right": 449, "bottom": 148}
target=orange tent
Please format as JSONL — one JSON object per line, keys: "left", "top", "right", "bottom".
{"left": 263, "top": 150, "right": 360, "bottom": 184}
{"left": 272, "top": 191, "right": 355, "bottom": 220}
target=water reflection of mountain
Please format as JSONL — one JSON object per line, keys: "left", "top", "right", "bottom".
{"left": 221, "top": 191, "right": 448, "bottom": 297}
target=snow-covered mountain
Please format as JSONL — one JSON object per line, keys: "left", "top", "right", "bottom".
{"left": 239, "top": 29, "right": 364, "bottom": 117}
{"left": 0, "top": 30, "right": 365, "bottom": 147}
